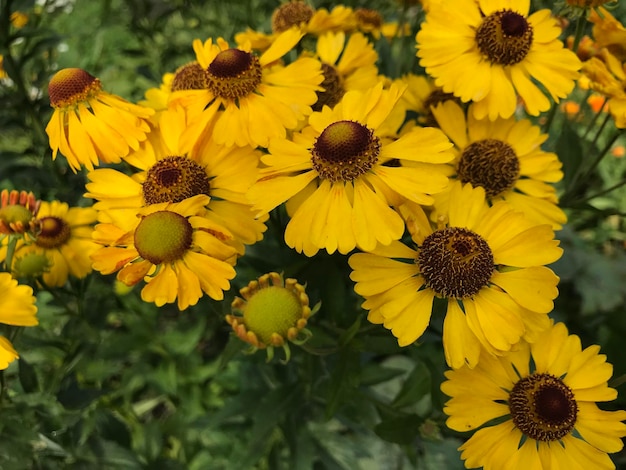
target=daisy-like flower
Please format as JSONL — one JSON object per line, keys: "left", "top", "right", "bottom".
{"left": 91, "top": 194, "right": 237, "bottom": 310}
{"left": 442, "top": 321, "right": 626, "bottom": 469}
{"left": 311, "top": 31, "right": 380, "bottom": 111}
{"left": 85, "top": 106, "right": 266, "bottom": 255}
{"left": 45, "top": 68, "right": 154, "bottom": 172}
{"left": 226, "top": 272, "right": 319, "bottom": 362}
{"left": 416, "top": 0, "right": 581, "bottom": 120}
{"left": 2, "top": 201, "right": 98, "bottom": 287}
{"left": 0, "top": 189, "right": 40, "bottom": 238}
{"left": 0, "top": 272, "right": 38, "bottom": 369}
{"left": 580, "top": 48, "right": 626, "bottom": 128}
{"left": 349, "top": 182, "right": 563, "bottom": 369}
{"left": 430, "top": 100, "right": 567, "bottom": 229}
{"left": 235, "top": 3, "right": 355, "bottom": 50}
{"left": 247, "top": 82, "right": 454, "bottom": 257}
{"left": 590, "top": 7, "right": 626, "bottom": 62}
{"left": 172, "top": 28, "right": 323, "bottom": 149}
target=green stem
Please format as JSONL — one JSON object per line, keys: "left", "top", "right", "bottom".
{"left": 569, "top": 177, "right": 626, "bottom": 205}
{"left": 542, "top": 101, "right": 559, "bottom": 135}
{"left": 582, "top": 96, "right": 608, "bottom": 140}
{"left": 571, "top": 11, "right": 588, "bottom": 53}
{"left": 3, "top": 235, "right": 18, "bottom": 272}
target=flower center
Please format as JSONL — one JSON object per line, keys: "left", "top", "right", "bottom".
{"left": 313, "top": 63, "right": 344, "bottom": 112}
{"left": 13, "top": 252, "right": 52, "bottom": 279}
{"left": 271, "top": 1, "right": 315, "bottom": 33}
{"left": 142, "top": 156, "right": 211, "bottom": 205}
{"left": 243, "top": 286, "right": 304, "bottom": 344}
{"left": 311, "top": 120, "right": 380, "bottom": 182}
{"left": 457, "top": 139, "right": 520, "bottom": 198}
{"left": 509, "top": 373, "right": 578, "bottom": 442}
{"left": 171, "top": 61, "right": 209, "bottom": 91}
{"left": 35, "top": 216, "right": 71, "bottom": 249}
{"left": 355, "top": 8, "right": 383, "bottom": 30}
{"left": 134, "top": 211, "right": 193, "bottom": 265}
{"left": 0, "top": 205, "right": 34, "bottom": 227}
{"left": 475, "top": 10, "right": 533, "bottom": 66}
{"left": 48, "top": 68, "right": 102, "bottom": 108}
{"left": 418, "top": 227, "right": 494, "bottom": 298}
{"left": 206, "top": 49, "right": 262, "bottom": 101}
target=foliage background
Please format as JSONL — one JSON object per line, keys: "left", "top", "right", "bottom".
{"left": 1, "top": 0, "right": 625, "bottom": 468}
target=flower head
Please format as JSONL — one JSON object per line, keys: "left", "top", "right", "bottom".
{"left": 0, "top": 272, "right": 38, "bottom": 369}
{"left": 248, "top": 82, "right": 454, "bottom": 256}
{"left": 45, "top": 67, "right": 154, "bottom": 171}
{"left": 431, "top": 100, "right": 567, "bottom": 228}
{"left": 2, "top": 201, "right": 98, "bottom": 287}
{"left": 226, "top": 272, "right": 318, "bottom": 362}
{"left": 91, "top": 194, "right": 237, "bottom": 310}
{"left": 170, "top": 30, "right": 323, "bottom": 148}
{"left": 349, "top": 182, "right": 563, "bottom": 369}
{"left": 442, "top": 321, "right": 626, "bottom": 470}
{"left": 0, "top": 189, "right": 40, "bottom": 237}
{"left": 416, "top": 0, "right": 581, "bottom": 119}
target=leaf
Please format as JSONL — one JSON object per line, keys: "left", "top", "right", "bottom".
{"left": 391, "top": 361, "right": 432, "bottom": 409}
{"left": 18, "top": 357, "right": 39, "bottom": 393}
{"left": 374, "top": 413, "right": 423, "bottom": 445}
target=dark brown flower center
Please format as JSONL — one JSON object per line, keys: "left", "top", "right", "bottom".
{"left": 475, "top": 10, "right": 533, "bottom": 66}
{"left": 457, "top": 139, "right": 520, "bottom": 198}
{"left": 206, "top": 49, "right": 262, "bottom": 101}
{"left": 418, "top": 227, "right": 494, "bottom": 298}
{"left": 271, "top": 1, "right": 315, "bottom": 33}
{"left": 355, "top": 8, "right": 383, "bottom": 30}
{"left": 313, "top": 63, "right": 344, "bottom": 112}
{"left": 36, "top": 216, "right": 71, "bottom": 249}
{"left": 171, "top": 61, "right": 209, "bottom": 91}
{"left": 142, "top": 156, "right": 211, "bottom": 205}
{"left": 311, "top": 120, "right": 380, "bottom": 182}
{"left": 48, "top": 68, "right": 102, "bottom": 108}
{"left": 509, "top": 373, "right": 578, "bottom": 442}
{"left": 134, "top": 211, "right": 193, "bottom": 265}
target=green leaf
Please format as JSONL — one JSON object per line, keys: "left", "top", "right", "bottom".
{"left": 18, "top": 357, "right": 39, "bottom": 393}
{"left": 374, "top": 413, "right": 423, "bottom": 445}
{"left": 391, "top": 361, "right": 432, "bottom": 409}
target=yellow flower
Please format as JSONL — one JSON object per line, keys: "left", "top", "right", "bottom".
{"left": 0, "top": 189, "right": 40, "bottom": 237}
{"left": 2, "top": 201, "right": 98, "bottom": 287}
{"left": 430, "top": 100, "right": 567, "bottom": 229}
{"left": 91, "top": 194, "right": 237, "bottom": 310}
{"left": 247, "top": 82, "right": 454, "bottom": 256}
{"left": 581, "top": 49, "right": 626, "bottom": 128}
{"left": 226, "top": 272, "right": 318, "bottom": 362}
{"left": 0, "top": 55, "right": 7, "bottom": 80}
{"left": 590, "top": 6, "right": 626, "bottom": 62}
{"left": 45, "top": 68, "right": 154, "bottom": 172}
{"left": 312, "top": 31, "right": 381, "bottom": 111}
{"left": 442, "top": 321, "right": 626, "bottom": 470}
{"left": 171, "top": 29, "right": 323, "bottom": 148}
{"left": 416, "top": 0, "right": 581, "bottom": 119}
{"left": 85, "top": 106, "right": 266, "bottom": 255}
{"left": 235, "top": 3, "right": 356, "bottom": 50}
{"left": 349, "top": 182, "right": 563, "bottom": 369}
{"left": 0, "top": 272, "right": 38, "bottom": 370}
{"left": 10, "top": 11, "right": 29, "bottom": 28}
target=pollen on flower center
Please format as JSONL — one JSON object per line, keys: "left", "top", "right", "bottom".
{"left": 271, "top": 1, "right": 315, "bottom": 33}
{"left": 509, "top": 373, "right": 578, "bottom": 441}
{"left": 475, "top": 10, "right": 533, "bottom": 66}
{"left": 418, "top": 227, "right": 494, "bottom": 298}
{"left": 134, "top": 211, "right": 193, "bottom": 265}
{"left": 48, "top": 68, "right": 102, "bottom": 109}
{"left": 457, "top": 139, "right": 520, "bottom": 198}
{"left": 206, "top": 49, "right": 262, "bottom": 101}
{"left": 313, "top": 63, "right": 344, "bottom": 111}
{"left": 171, "top": 61, "right": 209, "bottom": 91}
{"left": 311, "top": 120, "right": 380, "bottom": 182}
{"left": 142, "top": 156, "right": 211, "bottom": 205}
{"left": 35, "top": 216, "right": 71, "bottom": 248}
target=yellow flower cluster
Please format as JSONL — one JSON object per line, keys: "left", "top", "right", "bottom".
{"left": 2, "top": 0, "right": 618, "bottom": 467}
